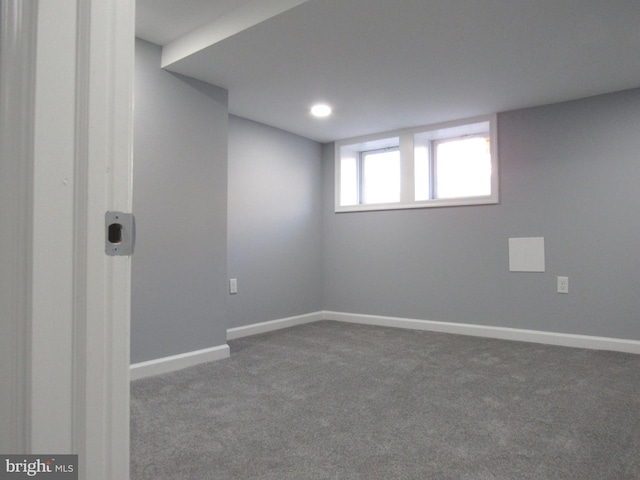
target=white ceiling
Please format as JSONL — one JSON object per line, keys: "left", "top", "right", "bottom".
{"left": 136, "top": 0, "right": 640, "bottom": 143}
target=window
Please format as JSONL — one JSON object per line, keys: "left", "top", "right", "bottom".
{"left": 335, "top": 115, "right": 498, "bottom": 212}
{"left": 433, "top": 135, "right": 492, "bottom": 199}
{"left": 361, "top": 147, "right": 401, "bottom": 204}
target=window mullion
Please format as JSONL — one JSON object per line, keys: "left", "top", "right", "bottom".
{"left": 430, "top": 139, "right": 437, "bottom": 199}
{"left": 357, "top": 151, "right": 364, "bottom": 204}
{"left": 399, "top": 134, "right": 414, "bottom": 204}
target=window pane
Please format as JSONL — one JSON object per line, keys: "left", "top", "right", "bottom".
{"left": 340, "top": 156, "right": 358, "bottom": 206}
{"left": 435, "top": 136, "right": 491, "bottom": 199}
{"left": 362, "top": 149, "right": 400, "bottom": 204}
{"left": 414, "top": 146, "right": 430, "bottom": 201}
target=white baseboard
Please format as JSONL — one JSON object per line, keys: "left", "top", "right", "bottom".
{"left": 130, "top": 344, "right": 230, "bottom": 381}
{"left": 131, "top": 311, "right": 639, "bottom": 380}
{"left": 227, "top": 312, "right": 323, "bottom": 340}
{"left": 322, "top": 311, "right": 640, "bottom": 355}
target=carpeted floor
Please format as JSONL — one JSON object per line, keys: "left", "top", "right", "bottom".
{"left": 130, "top": 320, "right": 640, "bottom": 479}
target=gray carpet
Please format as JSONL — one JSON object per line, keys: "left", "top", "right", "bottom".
{"left": 130, "top": 320, "right": 640, "bottom": 479}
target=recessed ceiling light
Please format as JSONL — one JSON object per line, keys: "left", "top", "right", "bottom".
{"left": 310, "top": 104, "right": 332, "bottom": 117}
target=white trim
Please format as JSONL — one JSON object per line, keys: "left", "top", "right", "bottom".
{"left": 30, "top": 0, "right": 79, "bottom": 452}
{"left": 322, "top": 311, "right": 640, "bottom": 355}
{"left": 129, "top": 314, "right": 321, "bottom": 381}
{"left": 132, "top": 311, "right": 639, "bottom": 381}
{"left": 224, "top": 311, "right": 640, "bottom": 354}
{"left": 75, "top": 2, "right": 135, "bottom": 479}
{"left": 0, "top": 0, "right": 38, "bottom": 453}
{"left": 227, "top": 312, "right": 323, "bottom": 340}
{"left": 222, "top": 310, "right": 640, "bottom": 354}
{"left": 130, "top": 345, "right": 230, "bottom": 381}
{"left": 1, "top": 0, "right": 134, "bottom": 471}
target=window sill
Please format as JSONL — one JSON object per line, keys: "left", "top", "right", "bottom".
{"left": 335, "top": 195, "right": 499, "bottom": 213}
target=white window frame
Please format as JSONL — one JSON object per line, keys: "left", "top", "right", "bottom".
{"left": 335, "top": 114, "right": 498, "bottom": 212}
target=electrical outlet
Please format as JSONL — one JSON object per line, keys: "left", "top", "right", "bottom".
{"left": 557, "top": 276, "right": 568, "bottom": 294}
{"left": 229, "top": 278, "right": 238, "bottom": 294}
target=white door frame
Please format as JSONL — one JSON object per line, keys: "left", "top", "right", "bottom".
{"left": 0, "top": 0, "right": 134, "bottom": 478}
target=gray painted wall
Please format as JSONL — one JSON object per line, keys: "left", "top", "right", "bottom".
{"left": 323, "top": 88, "right": 640, "bottom": 340}
{"left": 227, "top": 116, "right": 323, "bottom": 328}
{"left": 132, "top": 40, "right": 639, "bottom": 364}
{"left": 132, "top": 39, "right": 229, "bottom": 363}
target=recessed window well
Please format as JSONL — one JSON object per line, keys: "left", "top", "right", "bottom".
{"left": 310, "top": 104, "right": 332, "bottom": 117}
{"left": 335, "top": 114, "right": 498, "bottom": 212}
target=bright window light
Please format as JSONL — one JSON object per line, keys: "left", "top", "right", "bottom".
{"left": 340, "top": 156, "right": 358, "bottom": 206}
{"left": 310, "top": 104, "right": 332, "bottom": 117}
{"left": 435, "top": 136, "right": 491, "bottom": 199}
{"left": 361, "top": 149, "right": 400, "bottom": 204}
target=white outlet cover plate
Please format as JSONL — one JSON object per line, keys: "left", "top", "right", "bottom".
{"left": 557, "top": 276, "right": 569, "bottom": 293}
